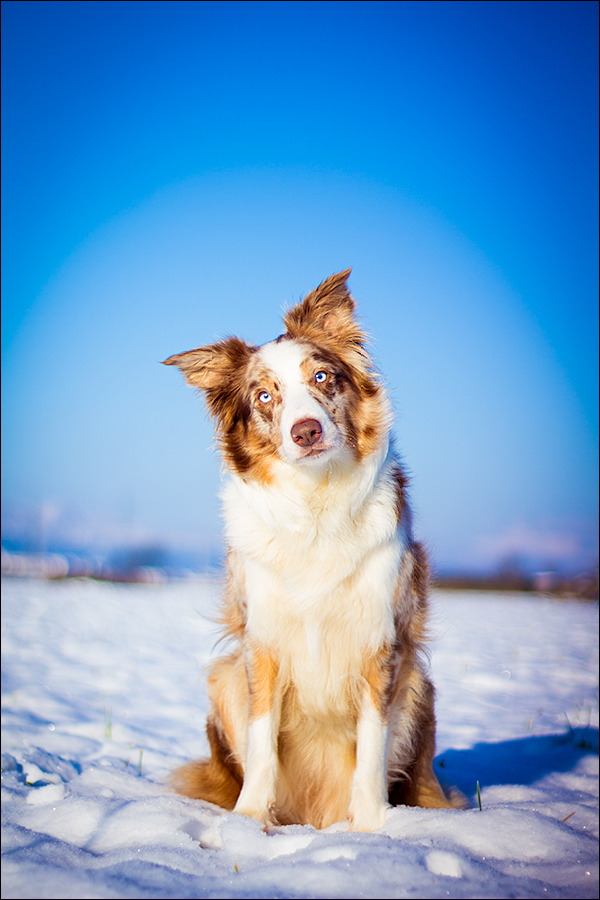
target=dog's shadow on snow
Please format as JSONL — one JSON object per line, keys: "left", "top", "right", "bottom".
{"left": 434, "top": 726, "right": 598, "bottom": 799}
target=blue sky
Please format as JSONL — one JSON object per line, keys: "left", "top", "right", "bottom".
{"left": 1, "top": 0, "right": 598, "bottom": 574}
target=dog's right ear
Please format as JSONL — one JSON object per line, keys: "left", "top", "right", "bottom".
{"left": 162, "top": 337, "right": 256, "bottom": 419}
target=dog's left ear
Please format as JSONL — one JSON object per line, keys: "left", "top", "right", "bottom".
{"left": 284, "top": 268, "right": 363, "bottom": 348}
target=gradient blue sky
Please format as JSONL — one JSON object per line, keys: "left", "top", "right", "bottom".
{"left": 2, "top": 0, "right": 598, "bottom": 573}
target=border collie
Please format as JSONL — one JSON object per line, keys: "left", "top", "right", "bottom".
{"left": 163, "top": 269, "right": 462, "bottom": 831}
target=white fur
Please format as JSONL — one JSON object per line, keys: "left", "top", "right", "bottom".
{"left": 234, "top": 712, "right": 279, "bottom": 823}
{"left": 222, "top": 340, "right": 406, "bottom": 827}
{"left": 349, "top": 692, "right": 390, "bottom": 831}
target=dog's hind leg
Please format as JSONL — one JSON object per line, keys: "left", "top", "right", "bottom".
{"left": 387, "top": 675, "right": 467, "bottom": 809}
{"left": 170, "top": 650, "right": 247, "bottom": 809}
{"left": 170, "top": 716, "right": 243, "bottom": 809}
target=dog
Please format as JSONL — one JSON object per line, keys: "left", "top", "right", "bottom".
{"left": 163, "top": 269, "right": 462, "bottom": 831}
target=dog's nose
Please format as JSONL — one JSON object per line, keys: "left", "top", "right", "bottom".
{"left": 291, "top": 418, "right": 323, "bottom": 447}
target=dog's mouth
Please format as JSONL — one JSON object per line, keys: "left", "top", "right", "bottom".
{"left": 298, "top": 445, "right": 328, "bottom": 458}
{"left": 292, "top": 437, "right": 342, "bottom": 464}
{"left": 281, "top": 439, "right": 334, "bottom": 465}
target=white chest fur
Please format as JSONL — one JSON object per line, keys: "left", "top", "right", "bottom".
{"left": 222, "top": 447, "right": 409, "bottom": 669}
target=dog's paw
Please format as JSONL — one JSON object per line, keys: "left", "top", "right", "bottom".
{"left": 347, "top": 798, "right": 389, "bottom": 833}
{"left": 233, "top": 798, "right": 278, "bottom": 829}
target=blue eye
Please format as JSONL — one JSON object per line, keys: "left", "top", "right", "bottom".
{"left": 258, "top": 391, "right": 272, "bottom": 404}
{"left": 315, "top": 371, "right": 328, "bottom": 383}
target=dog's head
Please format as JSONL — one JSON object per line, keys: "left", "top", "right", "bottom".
{"left": 163, "top": 270, "right": 390, "bottom": 482}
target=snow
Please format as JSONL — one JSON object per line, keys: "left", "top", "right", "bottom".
{"left": 1, "top": 575, "right": 598, "bottom": 899}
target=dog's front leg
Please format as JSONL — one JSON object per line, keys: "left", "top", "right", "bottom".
{"left": 234, "top": 641, "right": 280, "bottom": 826}
{"left": 348, "top": 666, "right": 391, "bottom": 832}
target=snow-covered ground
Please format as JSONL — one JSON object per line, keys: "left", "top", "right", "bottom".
{"left": 1, "top": 575, "right": 598, "bottom": 899}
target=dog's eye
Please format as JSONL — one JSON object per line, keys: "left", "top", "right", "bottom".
{"left": 258, "top": 391, "right": 272, "bottom": 404}
{"left": 315, "top": 371, "right": 328, "bottom": 384}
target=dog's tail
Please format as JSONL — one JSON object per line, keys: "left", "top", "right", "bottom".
{"left": 169, "top": 718, "right": 242, "bottom": 810}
